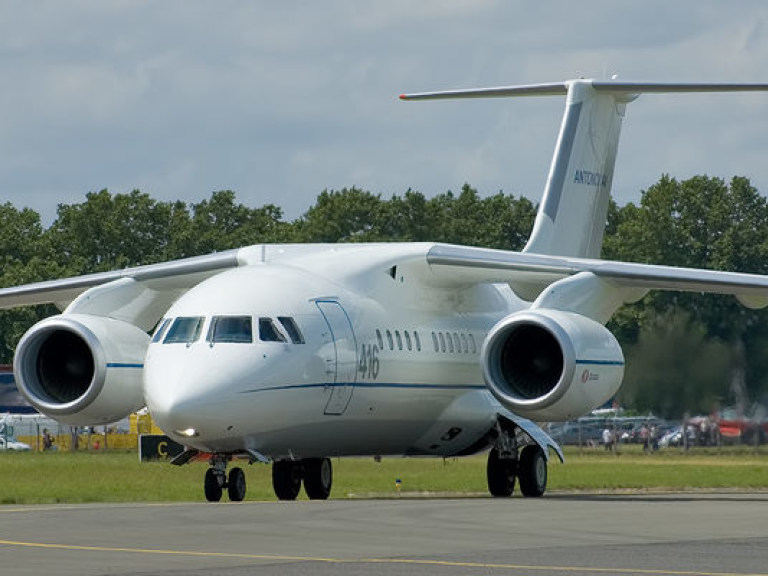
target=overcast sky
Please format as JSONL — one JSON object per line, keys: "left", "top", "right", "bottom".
{"left": 3, "top": 1, "right": 768, "bottom": 225}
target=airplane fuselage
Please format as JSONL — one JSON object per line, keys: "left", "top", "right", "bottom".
{"left": 144, "top": 243, "right": 521, "bottom": 459}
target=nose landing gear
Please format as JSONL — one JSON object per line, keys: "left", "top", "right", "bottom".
{"left": 204, "top": 455, "right": 247, "bottom": 502}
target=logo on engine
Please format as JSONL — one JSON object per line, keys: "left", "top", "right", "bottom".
{"left": 581, "top": 369, "right": 600, "bottom": 383}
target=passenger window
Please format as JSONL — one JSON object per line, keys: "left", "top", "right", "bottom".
{"left": 431, "top": 332, "right": 439, "bottom": 352}
{"left": 414, "top": 331, "right": 421, "bottom": 352}
{"left": 259, "top": 317, "right": 287, "bottom": 343}
{"left": 164, "top": 317, "right": 204, "bottom": 344}
{"left": 447, "top": 333, "right": 454, "bottom": 353}
{"left": 404, "top": 331, "right": 412, "bottom": 351}
{"left": 278, "top": 316, "right": 305, "bottom": 344}
{"left": 376, "top": 329, "right": 384, "bottom": 349}
{"left": 469, "top": 334, "right": 477, "bottom": 354}
{"left": 395, "top": 330, "right": 403, "bottom": 350}
{"left": 453, "top": 333, "right": 461, "bottom": 353}
{"left": 208, "top": 316, "right": 253, "bottom": 344}
{"left": 461, "top": 333, "right": 468, "bottom": 354}
{"left": 386, "top": 330, "right": 394, "bottom": 350}
{"left": 438, "top": 332, "right": 446, "bottom": 353}
{"left": 152, "top": 318, "right": 171, "bottom": 343}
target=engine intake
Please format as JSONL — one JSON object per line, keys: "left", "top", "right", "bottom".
{"left": 14, "top": 314, "right": 149, "bottom": 425}
{"left": 481, "top": 309, "right": 624, "bottom": 421}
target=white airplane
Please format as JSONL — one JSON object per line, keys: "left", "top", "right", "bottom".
{"left": 4, "top": 79, "right": 768, "bottom": 502}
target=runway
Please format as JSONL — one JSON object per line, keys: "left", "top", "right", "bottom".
{"left": 1, "top": 492, "right": 767, "bottom": 576}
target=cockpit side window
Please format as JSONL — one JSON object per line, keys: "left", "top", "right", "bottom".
{"left": 151, "top": 318, "right": 171, "bottom": 343}
{"left": 277, "top": 316, "right": 305, "bottom": 344}
{"left": 259, "top": 317, "right": 287, "bottom": 343}
{"left": 207, "top": 316, "right": 253, "bottom": 344}
{"left": 164, "top": 316, "right": 204, "bottom": 344}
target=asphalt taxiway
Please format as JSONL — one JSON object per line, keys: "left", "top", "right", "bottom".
{"left": 1, "top": 492, "right": 767, "bottom": 575}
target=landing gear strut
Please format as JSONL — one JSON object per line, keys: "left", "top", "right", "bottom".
{"left": 486, "top": 420, "right": 548, "bottom": 498}
{"left": 272, "top": 458, "right": 333, "bottom": 501}
{"left": 204, "top": 455, "right": 247, "bottom": 502}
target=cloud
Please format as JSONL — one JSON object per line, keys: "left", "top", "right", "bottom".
{"left": 2, "top": 1, "right": 768, "bottom": 223}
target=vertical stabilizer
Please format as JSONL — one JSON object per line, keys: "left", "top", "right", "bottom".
{"left": 401, "top": 80, "right": 768, "bottom": 258}
{"left": 523, "top": 81, "right": 629, "bottom": 258}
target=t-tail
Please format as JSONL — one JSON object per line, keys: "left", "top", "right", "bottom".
{"left": 401, "top": 80, "right": 768, "bottom": 258}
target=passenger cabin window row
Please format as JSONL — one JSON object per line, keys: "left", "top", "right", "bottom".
{"left": 375, "top": 329, "right": 422, "bottom": 352}
{"left": 430, "top": 331, "right": 477, "bottom": 355}
{"left": 373, "top": 328, "right": 477, "bottom": 355}
{"left": 152, "top": 315, "right": 305, "bottom": 345}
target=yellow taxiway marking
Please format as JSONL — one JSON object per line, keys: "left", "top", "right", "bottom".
{"left": 0, "top": 539, "right": 766, "bottom": 576}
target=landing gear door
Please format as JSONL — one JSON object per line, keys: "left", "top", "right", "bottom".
{"left": 316, "top": 300, "right": 357, "bottom": 415}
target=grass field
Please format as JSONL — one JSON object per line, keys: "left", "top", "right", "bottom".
{"left": 0, "top": 446, "right": 767, "bottom": 505}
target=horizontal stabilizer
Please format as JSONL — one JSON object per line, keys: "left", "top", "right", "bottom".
{"left": 401, "top": 80, "right": 768, "bottom": 101}
{"left": 400, "top": 82, "right": 567, "bottom": 100}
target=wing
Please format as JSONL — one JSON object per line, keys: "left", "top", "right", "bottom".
{"left": 426, "top": 244, "right": 768, "bottom": 311}
{"left": 0, "top": 247, "right": 263, "bottom": 330}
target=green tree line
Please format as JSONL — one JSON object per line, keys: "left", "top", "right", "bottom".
{"left": 2, "top": 177, "right": 767, "bottom": 417}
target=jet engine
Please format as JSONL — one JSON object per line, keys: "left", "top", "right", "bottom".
{"left": 481, "top": 309, "right": 624, "bottom": 422}
{"left": 14, "top": 314, "right": 148, "bottom": 425}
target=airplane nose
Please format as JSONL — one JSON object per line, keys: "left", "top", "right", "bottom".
{"left": 143, "top": 344, "right": 267, "bottom": 446}
{"left": 143, "top": 351, "right": 215, "bottom": 441}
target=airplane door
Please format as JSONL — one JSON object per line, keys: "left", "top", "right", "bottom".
{"left": 316, "top": 300, "right": 357, "bottom": 415}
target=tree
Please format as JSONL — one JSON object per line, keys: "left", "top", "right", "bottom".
{"left": 294, "top": 188, "right": 385, "bottom": 243}
{"left": 424, "top": 184, "right": 535, "bottom": 250}
{"left": 606, "top": 175, "right": 768, "bottom": 415}
{"left": 0, "top": 203, "right": 60, "bottom": 363}
{"left": 294, "top": 185, "right": 536, "bottom": 247}
{"left": 47, "top": 189, "right": 176, "bottom": 272}
{"left": 186, "top": 191, "right": 289, "bottom": 253}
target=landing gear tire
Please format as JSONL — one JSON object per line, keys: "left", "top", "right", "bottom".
{"left": 303, "top": 458, "right": 333, "bottom": 500}
{"left": 518, "top": 445, "right": 547, "bottom": 497}
{"left": 486, "top": 448, "right": 516, "bottom": 497}
{"left": 204, "top": 468, "right": 223, "bottom": 502}
{"left": 272, "top": 461, "right": 302, "bottom": 501}
{"left": 228, "top": 467, "right": 247, "bottom": 502}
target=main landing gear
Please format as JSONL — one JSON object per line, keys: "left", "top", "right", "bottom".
{"left": 486, "top": 421, "right": 548, "bottom": 498}
{"left": 273, "top": 457, "right": 333, "bottom": 501}
{"left": 202, "top": 455, "right": 333, "bottom": 502}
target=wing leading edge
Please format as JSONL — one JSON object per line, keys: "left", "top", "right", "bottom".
{"left": 0, "top": 247, "right": 269, "bottom": 330}
{"left": 426, "top": 244, "right": 768, "bottom": 311}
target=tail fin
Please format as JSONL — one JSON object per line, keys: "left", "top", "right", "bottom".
{"left": 525, "top": 80, "right": 628, "bottom": 258}
{"left": 401, "top": 80, "right": 768, "bottom": 258}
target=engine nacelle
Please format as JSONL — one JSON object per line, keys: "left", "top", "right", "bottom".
{"left": 481, "top": 309, "right": 624, "bottom": 422}
{"left": 14, "top": 314, "right": 149, "bottom": 425}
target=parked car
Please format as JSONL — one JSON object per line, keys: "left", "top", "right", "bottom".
{"left": 657, "top": 426, "right": 683, "bottom": 448}
{"left": 0, "top": 436, "right": 31, "bottom": 451}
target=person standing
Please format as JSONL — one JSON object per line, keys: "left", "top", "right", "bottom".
{"left": 602, "top": 427, "right": 613, "bottom": 451}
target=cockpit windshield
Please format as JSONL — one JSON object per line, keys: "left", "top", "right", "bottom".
{"left": 156, "top": 315, "right": 304, "bottom": 346}
{"left": 207, "top": 316, "right": 253, "bottom": 344}
{"left": 277, "top": 316, "right": 305, "bottom": 344}
{"left": 164, "top": 316, "right": 204, "bottom": 344}
{"left": 259, "top": 317, "right": 287, "bottom": 343}
{"left": 152, "top": 318, "right": 171, "bottom": 343}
